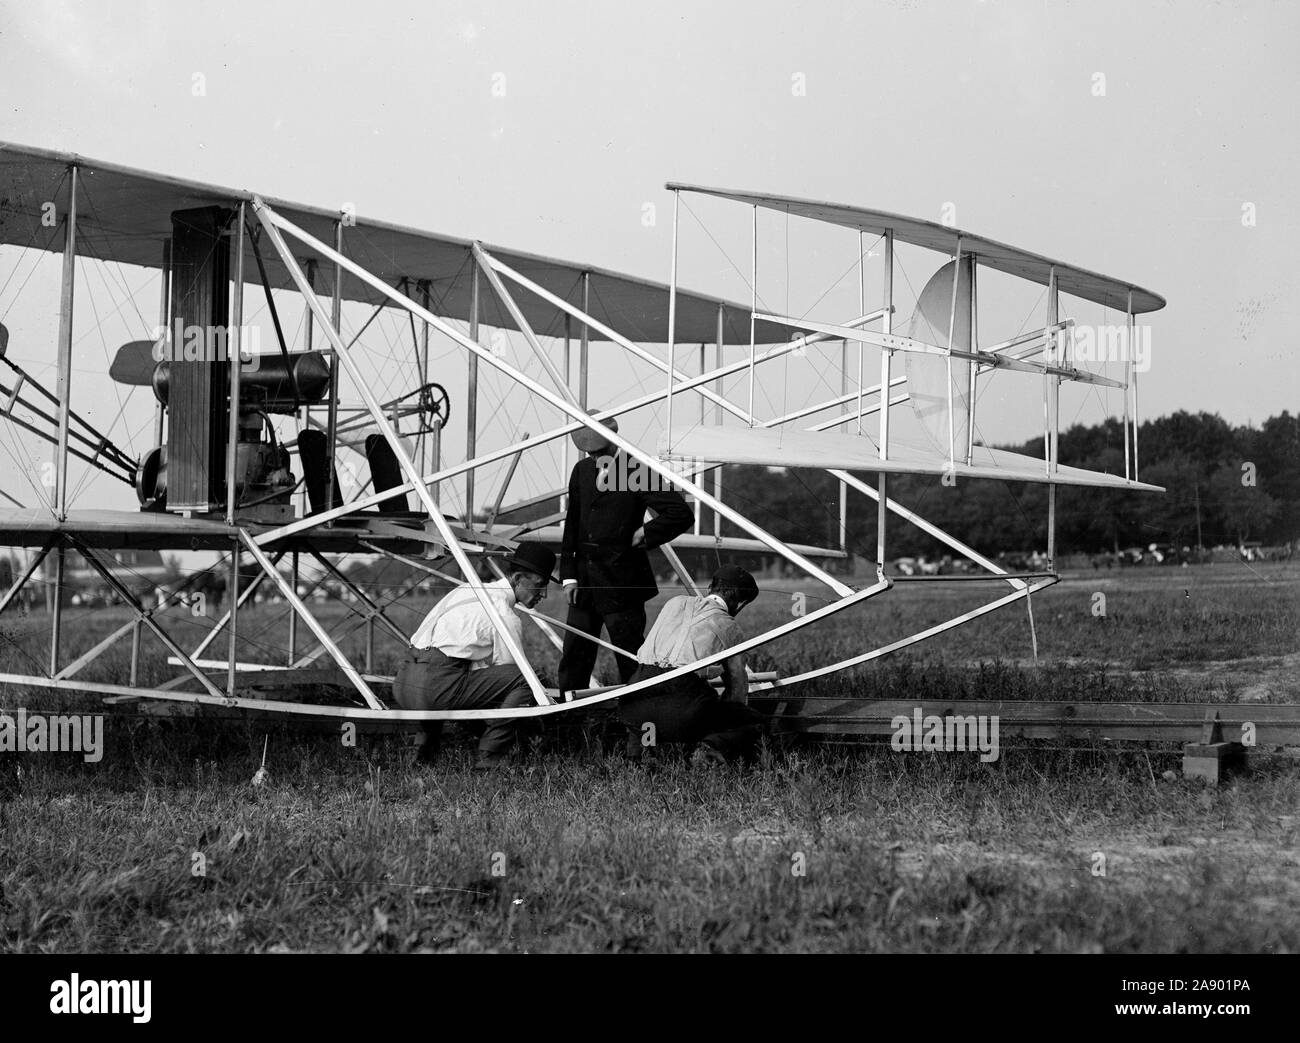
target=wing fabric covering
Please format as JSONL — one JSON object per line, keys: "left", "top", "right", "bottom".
{"left": 0, "top": 142, "right": 772, "bottom": 345}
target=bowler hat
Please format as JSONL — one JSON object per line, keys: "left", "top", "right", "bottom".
{"left": 572, "top": 412, "right": 618, "bottom": 453}
{"left": 504, "top": 541, "right": 558, "bottom": 583}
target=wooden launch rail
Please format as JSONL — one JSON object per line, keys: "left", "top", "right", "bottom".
{"left": 747, "top": 697, "right": 1300, "bottom": 746}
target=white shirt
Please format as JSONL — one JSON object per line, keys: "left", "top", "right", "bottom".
{"left": 637, "top": 593, "right": 739, "bottom": 672}
{"left": 409, "top": 577, "right": 526, "bottom": 669}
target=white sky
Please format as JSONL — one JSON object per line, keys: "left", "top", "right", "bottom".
{"left": 0, "top": 0, "right": 1296, "bottom": 519}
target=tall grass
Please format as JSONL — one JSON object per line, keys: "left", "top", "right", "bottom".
{"left": 0, "top": 563, "right": 1296, "bottom": 953}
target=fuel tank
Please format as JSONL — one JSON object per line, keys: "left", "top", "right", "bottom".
{"left": 153, "top": 350, "right": 330, "bottom": 413}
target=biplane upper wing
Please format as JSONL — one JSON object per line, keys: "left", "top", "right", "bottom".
{"left": 666, "top": 183, "right": 1166, "bottom": 315}
{"left": 0, "top": 142, "right": 778, "bottom": 344}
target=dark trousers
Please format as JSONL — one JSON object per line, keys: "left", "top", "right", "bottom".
{"left": 618, "top": 663, "right": 766, "bottom": 762}
{"left": 557, "top": 601, "right": 646, "bottom": 695}
{"left": 392, "top": 648, "right": 533, "bottom": 759}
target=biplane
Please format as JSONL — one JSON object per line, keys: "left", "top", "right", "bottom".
{"left": 0, "top": 140, "right": 1188, "bottom": 741}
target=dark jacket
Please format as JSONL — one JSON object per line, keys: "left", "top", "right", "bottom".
{"left": 560, "top": 452, "right": 694, "bottom": 611}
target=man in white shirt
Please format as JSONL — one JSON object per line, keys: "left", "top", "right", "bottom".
{"left": 394, "top": 542, "right": 555, "bottom": 769}
{"left": 619, "top": 565, "right": 766, "bottom": 766}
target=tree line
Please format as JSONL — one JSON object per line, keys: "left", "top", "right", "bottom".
{"left": 709, "top": 410, "right": 1299, "bottom": 560}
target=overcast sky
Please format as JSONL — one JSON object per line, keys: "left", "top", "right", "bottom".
{"left": 0, "top": 0, "right": 1296, "bottom": 518}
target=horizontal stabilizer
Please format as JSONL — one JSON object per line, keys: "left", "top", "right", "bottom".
{"left": 516, "top": 525, "right": 847, "bottom": 560}
{"left": 664, "top": 426, "right": 1163, "bottom": 492}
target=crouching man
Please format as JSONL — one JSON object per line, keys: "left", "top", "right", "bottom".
{"left": 393, "top": 542, "right": 555, "bottom": 770}
{"left": 619, "top": 565, "right": 767, "bottom": 766}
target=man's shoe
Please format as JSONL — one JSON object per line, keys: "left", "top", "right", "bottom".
{"left": 690, "top": 742, "right": 727, "bottom": 769}
{"left": 473, "top": 751, "right": 513, "bottom": 772}
{"left": 624, "top": 728, "right": 662, "bottom": 764}
{"left": 626, "top": 745, "right": 659, "bottom": 766}
{"left": 414, "top": 724, "right": 443, "bottom": 766}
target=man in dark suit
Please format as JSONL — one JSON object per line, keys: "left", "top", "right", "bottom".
{"left": 558, "top": 414, "right": 694, "bottom": 696}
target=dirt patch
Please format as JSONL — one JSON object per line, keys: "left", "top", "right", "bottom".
{"left": 877, "top": 822, "right": 1300, "bottom": 918}
{"left": 974, "top": 652, "right": 1300, "bottom": 703}
{"left": 1137, "top": 652, "right": 1300, "bottom": 703}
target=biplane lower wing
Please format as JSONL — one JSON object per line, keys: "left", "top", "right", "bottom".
{"left": 0, "top": 507, "right": 488, "bottom": 554}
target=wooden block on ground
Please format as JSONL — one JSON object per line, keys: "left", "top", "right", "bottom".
{"left": 1183, "top": 741, "right": 1246, "bottom": 784}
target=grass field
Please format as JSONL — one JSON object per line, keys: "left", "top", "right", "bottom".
{"left": 1, "top": 561, "right": 1297, "bottom": 953}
